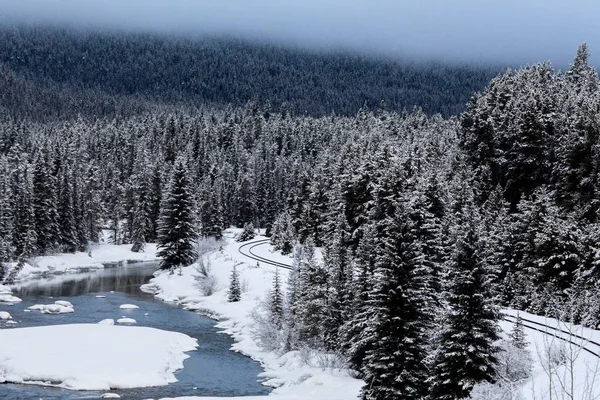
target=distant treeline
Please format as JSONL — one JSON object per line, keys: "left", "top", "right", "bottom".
{"left": 0, "top": 26, "right": 503, "bottom": 121}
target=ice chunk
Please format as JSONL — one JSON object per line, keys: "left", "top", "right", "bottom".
{"left": 98, "top": 319, "right": 115, "bottom": 325}
{"left": 40, "top": 304, "right": 75, "bottom": 314}
{"left": 119, "top": 304, "right": 139, "bottom": 309}
{"left": 117, "top": 317, "right": 136, "bottom": 324}
{"left": 0, "top": 311, "right": 11, "bottom": 320}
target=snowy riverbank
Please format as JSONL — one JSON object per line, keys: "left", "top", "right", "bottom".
{"left": 142, "top": 229, "right": 365, "bottom": 400}
{"left": 5, "top": 243, "right": 159, "bottom": 282}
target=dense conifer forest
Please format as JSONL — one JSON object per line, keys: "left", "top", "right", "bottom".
{"left": 1, "top": 25, "right": 600, "bottom": 399}
{"left": 0, "top": 26, "right": 500, "bottom": 120}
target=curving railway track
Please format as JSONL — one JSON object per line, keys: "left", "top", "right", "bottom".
{"left": 238, "top": 238, "right": 600, "bottom": 359}
{"left": 238, "top": 239, "right": 293, "bottom": 270}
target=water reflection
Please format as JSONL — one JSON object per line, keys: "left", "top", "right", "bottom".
{"left": 12, "top": 264, "right": 158, "bottom": 298}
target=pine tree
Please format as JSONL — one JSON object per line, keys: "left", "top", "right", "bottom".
{"left": 359, "top": 198, "right": 433, "bottom": 400}
{"left": 294, "top": 237, "right": 327, "bottom": 347}
{"left": 228, "top": 264, "right": 241, "bottom": 302}
{"left": 130, "top": 171, "right": 152, "bottom": 253}
{"left": 236, "top": 222, "right": 256, "bottom": 242}
{"left": 429, "top": 201, "right": 500, "bottom": 400}
{"left": 57, "top": 165, "right": 78, "bottom": 253}
{"left": 270, "top": 211, "right": 294, "bottom": 254}
{"left": 157, "top": 158, "right": 198, "bottom": 270}
{"left": 510, "top": 313, "right": 528, "bottom": 350}
{"left": 269, "top": 267, "right": 284, "bottom": 328}
{"left": 32, "top": 152, "right": 59, "bottom": 254}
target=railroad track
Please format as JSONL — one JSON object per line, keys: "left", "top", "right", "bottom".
{"left": 238, "top": 239, "right": 600, "bottom": 359}
{"left": 238, "top": 239, "right": 293, "bottom": 270}
{"left": 502, "top": 313, "right": 600, "bottom": 358}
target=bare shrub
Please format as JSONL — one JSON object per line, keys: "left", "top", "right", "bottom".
{"left": 196, "top": 237, "right": 221, "bottom": 257}
{"left": 194, "top": 257, "right": 218, "bottom": 296}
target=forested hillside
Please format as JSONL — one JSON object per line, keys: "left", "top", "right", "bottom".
{"left": 0, "top": 25, "right": 599, "bottom": 399}
{"left": 0, "top": 26, "right": 501, "bottom": 120}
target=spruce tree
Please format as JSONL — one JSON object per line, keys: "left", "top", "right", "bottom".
{"left": 269, "top": 267, "right": 284, "bottom": 328}
{"left": 294, "top": 237, "right": 327, "bottom": 347}
{"left": 359, "top": 199, "right": 433, "bottom": 400}
{"left": 228, "top": 264, "right": 241, "bottom": 302}
{"left": 157, "top": 158, "right": 198, "bottom": 270}
{"left": 510, "top": 313, "right": 528, "bottom": 350}
{"left": 429, "top": 202, "right": 500, "bottom": 400}
{"left": 32, "top": 152, "right": 59, "bottom": 254}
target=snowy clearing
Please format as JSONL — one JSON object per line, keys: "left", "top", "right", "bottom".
{"left": 0, "top": 324, "right": 198, "bottom": 390}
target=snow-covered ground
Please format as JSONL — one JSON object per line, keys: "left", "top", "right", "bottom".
{"left": 0, "top": 324, "right": 198, "bottom": 391}
{"left": 6, "top": 241, "right": 158, "bottom": 282}
{"left": 5, "top": 227, "right": 598, "bottom": 399}
{"left": 142, "top": 229, "right": 364, "bottom": 400}
{"left": 500, "top": 309, "right": 600, "bottom": 400}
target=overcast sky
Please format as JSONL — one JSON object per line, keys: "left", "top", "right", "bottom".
{"left": 2, "top": 0, "right": 599, "bottom": 66}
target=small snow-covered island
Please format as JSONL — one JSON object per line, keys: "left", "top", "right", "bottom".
{"left": 1, "top": 7, "right": 600, "bottom": 400}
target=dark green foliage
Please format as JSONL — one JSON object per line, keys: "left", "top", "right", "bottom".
{"left": 0, "top": 26, "right": 501, "bottom": 121}
{"left": 236, "top": 223, "right": 256, "bottom": 242}
{"left": 228, "top": 264, "right": 241, "bottom": 302}
{"left": 429, "top": 202, "right": 500, "bottom": 400}
{"left": 269, "top": 267, "right": 284, "bottom": 328}
{"left": 360, "top": 199, "right": 434, "bottom": 400}
{"left": 157, "top": 158, "right": 198, "bottom": 270}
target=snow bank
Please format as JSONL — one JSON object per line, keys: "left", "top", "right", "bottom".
{"left": 0, "top": 285, "right": 22, "bottom": 303}
{"left": 148, "top": 229, "right": 364, "bottom": 400}
{"left": 98, "top": 319, "right": 115, "bottom": 325}
{"left": 0, "top": 284, "right": 13, "bottom": 294}
{"left": 0, "top": 293, "right": 22, "bottom": 303}
{"left": 5, "top": 242, "right": 158, "bottom": 282}
{"left": 0, "top": 324, "right": 198, "bottom": 390}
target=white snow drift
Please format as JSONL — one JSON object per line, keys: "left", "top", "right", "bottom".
{"left": 0, "top": 324, "right": 198, "bottom": 390}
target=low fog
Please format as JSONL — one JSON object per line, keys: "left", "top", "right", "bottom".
{"left": 2, "top": 0, "right": 598, "bottom": 66}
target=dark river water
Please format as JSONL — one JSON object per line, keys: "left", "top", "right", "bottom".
{"left": 0, "top": 263, "right": 271, "bottom": 399}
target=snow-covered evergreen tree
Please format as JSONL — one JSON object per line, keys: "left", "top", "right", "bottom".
{"left": 228, "top": 264, "right": 241, "bottom": 302}
{"left": 157, "top": 157, "right": 198, "bottom": 270}
{"left": 429, "top": 199, "right": 500, "bottom": 400}
{"left": 236, "top": 222, "right": 256, "bottom": 242}
{"left": 269, "top": 267, "right": 284, "bottom": 328}
{"left": 359, "top": 198, "right": 434, "bottom": 400}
